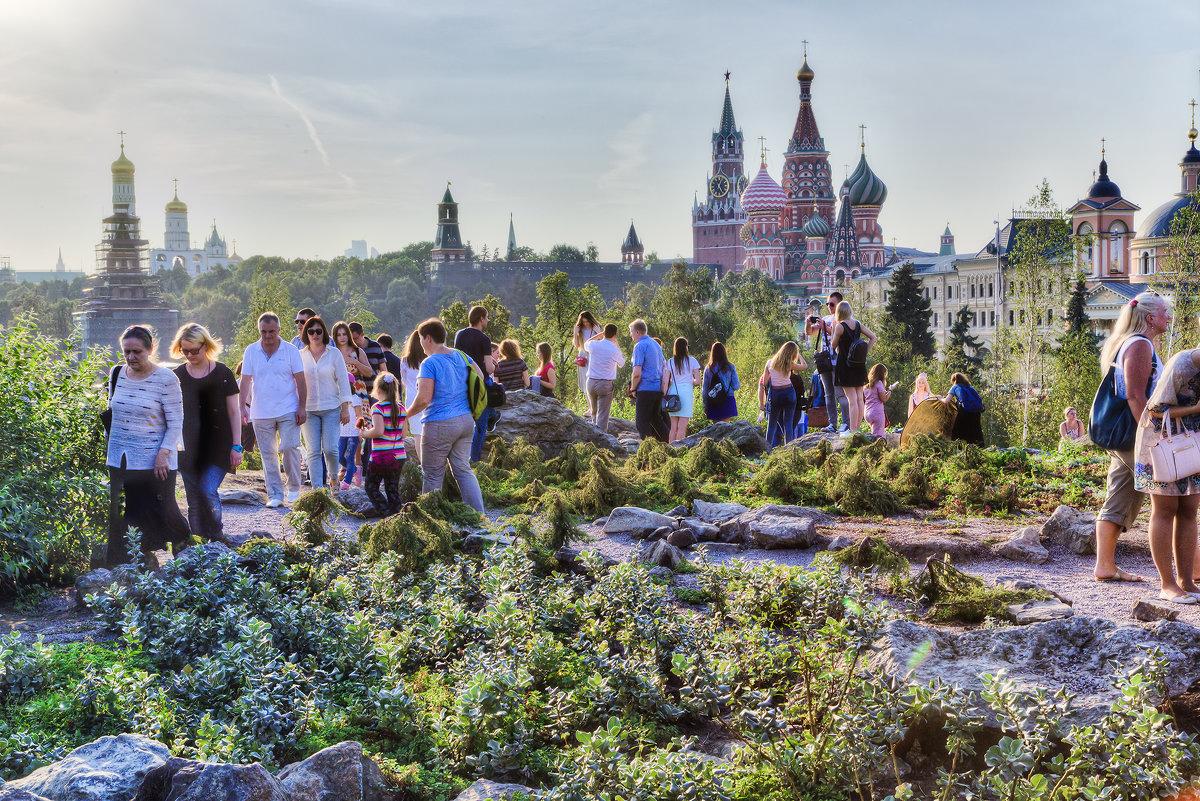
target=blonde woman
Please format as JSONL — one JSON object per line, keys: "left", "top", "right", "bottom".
{"left": 1094, "top": 290, "right": 1170, "bottom": 584}
{"left": 757, "top": 341, "right": 808, "bottom": 448}
{"left": 171, "top": 323, "right": 241, "bottom": 544}
{"left": 829, "top": 301, "right": 877, "bottom": 437}
{"left": 908, "top": 372, "right": 932, "bottom": 417}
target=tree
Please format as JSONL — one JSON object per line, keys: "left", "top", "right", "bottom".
{"left": 649, "top": 262, "right": 723, "bottom": 355}
{"left": 714, "top": 269, "right": 793, "bottom": 344}
{"left": 342, "top": 292, "right": 380, "bottom": 334}
{"left": 1154, "top": 187, "right": 1200, "bottom": 355}
{"left": 547, "top": 244, "right": 587, "bottom": 263}
{"left": 440, "top": 294, "right": 511, "bottom": 343}
{"left": 509, "top": 245, "right": 542, "bottom": 262}
{"left": 1063, "top": 274, "right": 1090, "bottom": 336}
{"left": 585, "top": 243, "right": 600, "bottom": 262}
{"left": 882, "top": 261, "right": 935, "bottom": 359}
{"left": 233, "top": 276, "right": 292, "bottom": 360}
{"left": 644, "top": 251, "right": 661, "bottom": 264}
{"left": 533, "top": 272, "right": 603, "bottom": 357}
{"left": 945, "top": 306, "right": 984, "bottom": 380}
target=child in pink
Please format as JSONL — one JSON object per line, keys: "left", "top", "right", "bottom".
{"left": 863, "top": 364, "right": 895, "bottom": 436}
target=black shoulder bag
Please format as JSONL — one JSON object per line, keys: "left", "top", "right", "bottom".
{"left": 99, "top": 364, "right": 121, "bottom": 435}
{"left": 814, "top": 324, "right": 833, "bottom": 374}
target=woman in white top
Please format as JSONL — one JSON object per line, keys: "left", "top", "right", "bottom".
{"left": 572, "top": 311, "right": 601, "bottom": 421}
{"left": 663, "top": 337, "right": 702, "bottom": 443}
{"left": 298, "top": 316, "right": 353, "bottom": 489}
{"left": 399, "top": 329, "right": 427, "bottom": 461}
{"left": 105, "top": 325, "right": 189, "bottom": 567}
{"left": 907, "top": 372, "right": 932, "bottom": 417}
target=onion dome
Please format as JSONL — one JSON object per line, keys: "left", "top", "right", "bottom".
{"left": 740, "top": 161, "right": 787, "bottom": 213}
{"left": 801, "top": 208, "right": 829, "bottom": 238}
{"left": 796, "top": 59, "right": 814, "bottom": 82}
{"left": 1087, "top": 157, "right": 1121, "bottom": 199}
{"left": 847, "top": 152, "right": 887, "bottom": 206}
{"left": 111, "top": 145, "right": 134, "bottom": 177}
{"left": 1136, "top": 195, "right": 1197, "bottom": 240}
{"left": 165, "top": 191, "right": 187, "bottom": 213}
{"left": 1183, "top": 143, "right": 1200, "bottom": 165}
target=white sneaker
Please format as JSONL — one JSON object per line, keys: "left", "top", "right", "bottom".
{"left": 286, "top": 490, "right": 301, "bottom": 504}
{"left": 839, "top": 430, "right": 854, "bottom": 439}
{"left": 266, "top": 498, "right": 283, "bottom": 508}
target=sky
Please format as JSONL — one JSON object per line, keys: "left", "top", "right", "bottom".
{"left": 0, "top": 0, "right": 1198, "bottom": 272}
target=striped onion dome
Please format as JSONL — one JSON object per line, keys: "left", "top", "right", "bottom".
{"left": 847, "top": 151, "right": 887, "bottom": 206}
{"left": 801, "top": 209, "right": 829, "bottom": 238}
{"left": 740, "top": 161, "right": 787, "bottom": 213}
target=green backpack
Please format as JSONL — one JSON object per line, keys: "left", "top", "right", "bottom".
{"left": 456, "top": 350, "right": 488, "bottom": 420}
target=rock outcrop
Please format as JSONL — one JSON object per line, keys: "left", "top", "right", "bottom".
{"left": 133, "top": 760, "right": 287, "bottom": 801}
{"left": 6, "top": 734, "right": 171, "bottom": 801}
{"left": 453, "top": 780, "right": 533, "bottom": 801}
{"left": 1040, "top": 504, "right": 1096, "bottom": 555}
{"left": 995, "top": 526, "right": 1050, "bottom": 564}
{"left": 491, "top": 391, "right": 624, "bottom": 457}
{"left": 676, "top": 420, "right": 768, "bottom": 456}
{"left": 603, "top": 507, "right": 679, "bottom": 538}
{"left": 717, "top": 504, "right": 828, "bottom": 550}
{"left": 277, "top": 741, "right": 389, "bottom": 801}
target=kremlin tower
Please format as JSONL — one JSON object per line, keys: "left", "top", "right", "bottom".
{"left": 78, "top": 136, "right": 178, "bottom": 354}
{"left": 692, "top": 74, "right": 748, "bottom": 275}
{"left": 622, "top": 221, "right": 645, "bottom": 266}
{"left": 432, "top": 183, "right": 467, "bottom": 263}
{"left": 739, "top": 158, "right": 788, "bottom": 279}
{"left": 826, "top": 181, "right": 863, "bottom": 288}
{"left": 780, "top": 54, "right": 835, "bottom": 285}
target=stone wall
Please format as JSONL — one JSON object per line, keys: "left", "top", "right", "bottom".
{"left": 78, "top": 308, "right": 180, "bottom": 357}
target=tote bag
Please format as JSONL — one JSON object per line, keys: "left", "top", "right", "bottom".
{"left": 661, "top": 370, "right": 681, "bottom": 414}
{"left": 1149, "top": 407, "right": 1200, "bottom": 483}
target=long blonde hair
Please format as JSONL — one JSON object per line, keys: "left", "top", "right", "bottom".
{"left": 769, "top": 341, "right": 800, "bottom": 374}
{"left": 913, "top": 372, "right": 930, "bottom": 394}
{"left": 1098, "top": 291, "right": 1170, "bottom": 372}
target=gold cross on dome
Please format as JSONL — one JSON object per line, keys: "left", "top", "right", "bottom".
{"left": 172, "top": 177, "right": 179, "bottom": 194}
{"left": 1191, "top": 99, "right": 1197, "bottom": 126}
{"left": 802, "top": 40, "right": 808, "bottom": 59}
{"left": 859, "top": 124, "right": 867, "bottom": 150}
{"left": 1101, "top": 137, "right": 1106, "bottom": 158}
{"left": 117, "top": 130, "right": 126, "bottom": 147}
{"left": 758, "top": 136, "right": 769, "bottom": 162}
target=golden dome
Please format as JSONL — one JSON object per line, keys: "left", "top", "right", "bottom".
{"left": 111, "top": 145, "right": 134, "bottom": 177}
{"left": 796, "top": 59, "right": 815, "bottom": 82}
{"left": 165, "top": 191, "right": 187, "bottom": 213}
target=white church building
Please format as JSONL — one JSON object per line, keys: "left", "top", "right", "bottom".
{"left": 149, "top": 182, "right": 241, "bottom": 276}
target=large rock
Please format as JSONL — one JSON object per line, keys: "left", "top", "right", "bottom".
{"left": 691, "top": 500, "right": 749, "bottom": 524}
{"left": 73, "top": 569, "right": 113, "bottom": 611}
{"left": 173, "top": 541, "right": 239, "bottom": 573}
{"left": 603, "top": 507, "right": 678, "bottom": 537}
{"left": 719, "top": 504, "right": 828, "bottom": 550}
{"left": 666, "top": 528, "right": 697, "bottom": 549}
{"left": 869, "top": 616, "right": 1200, "bottom": 727}
{"left": 1131, "top": 596, "right": 1182, "bottom": 622}
{"left": 676, "top": 420, "right": 768, "bottom": 456}
{"left": 6, "top": 734, "right": 170, "bottom": 801}
{"left": 491, "top": 391, "right": 623, "bottom": 457}
{"left": 0, "top": 789, "right": 52, "bottom": 800}
{"left": 217, "top": 488, "right": 264, "bottom": 506}
{"left": 1040, "top": 504, "right": 1097, "bottom": 555}
{"left": 995, "top": 526, "right": 1050, "bottom": 564}
{"left": 1007, "top": 600, "right": 1074, "bottom": 624}
{"left": 277, "top": 742, "right": 388, "bottom": 801}
{"left": 131, "top": 759, "right": 287, "bottom": 801}
{"left": 680, "top": 517, "right": 720, "bottom": 542}
{"left": 336, "top": 487, "right": 378, "bottom": 518}
{"left": 453, "top": 780, "right": 532, "bottom": 801}
{"left": 636, "top": 539, "right": 687, "bottom": 570}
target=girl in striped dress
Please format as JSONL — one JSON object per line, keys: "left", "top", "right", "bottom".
{"left": 357, "top": 372, "right": 407, "bottom": 516}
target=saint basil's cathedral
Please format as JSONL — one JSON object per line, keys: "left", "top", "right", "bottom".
{"left": 692, "top": 57, "right": 890, "bottom": 300}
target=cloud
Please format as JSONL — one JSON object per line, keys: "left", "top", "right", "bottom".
{"left": 269, "top": 74, "right": 331, "bottom": 168}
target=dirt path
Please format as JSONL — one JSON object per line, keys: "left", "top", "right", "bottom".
{"left": 1, "top": 472, "right": 1188, "bottom": 645}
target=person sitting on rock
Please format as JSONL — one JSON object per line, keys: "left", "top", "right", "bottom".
{"left": 1060, "top": 406, "right": 1086, "bottom": 441}
{"left": 494, "top": 339, "right": 531, "bottom": 393}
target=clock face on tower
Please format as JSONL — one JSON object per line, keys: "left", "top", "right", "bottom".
{"left": 735, "top": 175, "right": 748, "bottom": 196}
{"left": 709, "top": 174, "right": 730, "bottom": 198}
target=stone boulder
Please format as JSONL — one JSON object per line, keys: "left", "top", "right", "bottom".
{"left": 491, "top": 391, "right": 623, "bottom": 457}
{"left": 276, "top": 742, "right": 388, "bottom": 801}
{"left": 636, "top": 539, "right": 687, "bottom": 570}
{"left": 691, "top": 500, "right": 748, "bottom": 524}
{"left": 666, "top": 528, "right": 697, "bottom": 549}
{"left": 74, "top": 569, "right": 113, "bottom": 611}
{"left": 336, "top": 487, "right": 378, "bottom": 518}
{"left": 1006, "top": 600, "right": 1074, "bottom": 624}
{"left": 869, "top": 616, "right": 1200, "bottom": 727}
{"left": 462, "top": 533, "right": 514, "bottom": 554}
{"left": 224, "top": 531, "right": 274, "bottom": 549}
{"left": 718, "top": 504, "right": 828, "bottom": 550}
{"left": 453, "top": 780, "right": 532, "bottom": 801}
{"left": 218, "top": 488, "right": 264, "bottom": 506}
{"left": 1131, "top": 596, "right": 1182, "bottom": 622}
{"left": 676, "top": 420, "right": 769, "bottom": 456}
{"left": 131, "top": 759, "right": 287, "bottom": 801}
{"left": 554, "top": 546, "right": 617, "bottom": 575}
{"left": 603, "top": 507, "right": 679, "bottom": 538}
{"left": 6, "top": 734, "right": 170, "bottom": 801}
{"left": 1040, "top": 504, "right": 1097, "bottom": 555}
{"left": 173, "top": 541, "right": 241, "bottom": 573}
{"left": 0, "top": 788, "right": 52, "bottom": 801}
{"left": 680, "top": 517, "right": 720, "bottom": 542}
{"left": 995, "top": 526, "right": 1050, "bottom": 564}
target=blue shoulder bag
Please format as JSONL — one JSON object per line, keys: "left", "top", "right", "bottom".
{"left": 1090, "top": 340, "right": 1154, "bottom": 452}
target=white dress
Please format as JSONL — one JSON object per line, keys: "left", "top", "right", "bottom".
{"left": 576, "top": 327, "right": 597, "bottom": 394}
{"left": 401, "top": 360, "right": 424, "bottom": 436}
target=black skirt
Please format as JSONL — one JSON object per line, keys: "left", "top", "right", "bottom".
{"left": 951, "top": 410, "right": 985, "bottom": 446}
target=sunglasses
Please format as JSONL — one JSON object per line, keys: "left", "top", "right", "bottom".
{"left": 180, "top": 346, "right": 202, "bottom": 357}
{"left": 295, "top": 319, "right": 307, "bottom": 326}
{"left": 306, "top": 327, "right": 324, "bottom": 335}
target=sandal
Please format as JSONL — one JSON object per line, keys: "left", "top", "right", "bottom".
{"left": 1095, "top": 569, "right": 1146, "bottom": 583}
{"left": 1158, "top": 592, "right": 1198, "bottom": 605}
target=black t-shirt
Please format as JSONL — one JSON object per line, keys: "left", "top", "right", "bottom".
{"left": 174, "top": 362, "right": 240, "bottom": 473}
{"left": 454, "top": 327, "right": 492, "bottom": 374}
{"left": 382, "top": 349, "right": 404, "bottom": 376}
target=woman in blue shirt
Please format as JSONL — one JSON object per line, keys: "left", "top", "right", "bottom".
{"left": 943, "top": 372, "right": 985, "bottom": 446}
{"left": 404, "top": 318, "right": 486, "bottom": 513}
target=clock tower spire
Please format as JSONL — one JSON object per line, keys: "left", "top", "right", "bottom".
{"left": 692, "top": 72, "right": 747, "bottom": 274}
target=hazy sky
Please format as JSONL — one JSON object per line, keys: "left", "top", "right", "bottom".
{"left": 1, "top": 0, "right": 1198, "bottom": 272}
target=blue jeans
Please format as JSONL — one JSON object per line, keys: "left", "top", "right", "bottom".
{"left": 302, "top": 408, "right": 342, "bottom": 488}
{"left": 180, "top": 464, "right": 226, "bottom": 542}
{"left": 338, "top": 436, "right": 360, "bottom": 484}
{"left": 767, "top": 386, "right": 797, "bottom": 449}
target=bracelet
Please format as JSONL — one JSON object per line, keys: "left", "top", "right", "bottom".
{"left": 232, "top": 445, "right": 244, "bottom": 453}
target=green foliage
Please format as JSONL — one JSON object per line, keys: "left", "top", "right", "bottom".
{"left": 681, "top": 438, "right": 743, "bottom": 482}
{"left": 285, "top": 488, "right": 342, "bottom": 545}
{"left": 0, "top": 318, "right": 108, "bottom": 595}
{"left": 882, "top": 261, "right": 935, "bottom": 359}
{"left": 440, "top": 294, "right": 512, "bottom": 343}
{"left": 232, "top": 275, "right": 291, "bottom": 359}
{"left": 358, "top": 502, "right": 457, "bottom": 575}
{"left": 528, "top": 489, "right": 587, "bottom": 551}
{"left": 916, "top": 557, "right": 1048, "bottom": 624}
{"left": 944, "top": 305, "right": 984, "bottom": 380}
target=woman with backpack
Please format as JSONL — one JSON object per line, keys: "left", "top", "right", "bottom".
{"left": 1093, "top": 291, "right": 1170, "bottom": 584}
{"left": 829, "top": 301, "right": 877, "bottom": 438}
{"left": 403, "top": 318, "right": 486, "bottom": 513}
{"left": 702, "top": 342, "right": 741, "bottom": 423}
{"left": 942, "top": 373, "right": 985, "bottom": 446}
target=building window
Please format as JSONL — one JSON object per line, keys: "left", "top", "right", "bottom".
{"left": 988, "top": 283, "right": 994, "bottom": 297}
{"left": 970, "top": 284, "right": 976, "bottom": 298}
{"left": 1009, "top": 310, "right": 1015, "bottom": 326}
{"left": 1142, "top": 252, "right": 1150, "bottom": 274}
{"left": 933, "top": 287, "right": 938, "bottom": 299}
{"left": 1047, "top": 309, "right": 1053, "bottom": 324}
{"left": 947, "top": 285, "right": 953, "bottom": 299}
{"left": 990, "top": 311, "right": 995, "bottom": 327}
{"left": 924, "top": 288, "right": 929, "bottom": 299}
{"left": 934, "top": 313, "right": 938, "bottom": 328}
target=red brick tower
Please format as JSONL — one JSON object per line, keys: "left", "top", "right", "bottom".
{"left": 781, "top": 53, "right": 835, "bottom": 289}
{"left": 692, "top": 73, "right": 747, "bottom": 274}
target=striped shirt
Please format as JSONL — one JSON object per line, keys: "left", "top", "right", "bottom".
{"left": 370, "top": 400, "right": 406, "bottom": 458}
{"left": 106, "top": 366, "right": 183, "bottom": 470}
{"left": 494, "top": 357, "right": 528, "bottom": 392}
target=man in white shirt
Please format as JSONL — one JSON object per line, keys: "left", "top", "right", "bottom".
{"left": 584, "top": 323, "right": 626, "bottom": 435}
{"left": 240, "top": 312, "right": 308, "bottom": 507}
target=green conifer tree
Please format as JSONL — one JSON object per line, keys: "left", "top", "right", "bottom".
{"left": 945, "top": 305, "right": 983, "bottom": 379}
{"left": 882, "top": 261, "right": 935, "bottom": 359}
{"left": 1064, "top": 274, "right": 1090, "bottom": 336}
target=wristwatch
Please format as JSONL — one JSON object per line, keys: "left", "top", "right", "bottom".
{"left": 232, "top": 445, "right": 244, "bottom": 453}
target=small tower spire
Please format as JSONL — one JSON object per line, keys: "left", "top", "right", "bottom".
{"left": 506, "top": 213, "right": 517, "bottom": 260}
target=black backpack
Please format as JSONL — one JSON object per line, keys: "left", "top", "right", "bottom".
{"left": 846, "top": 323, "right": 869, "bottom": 368}
{"left": 705, "top": 367, "right": 730, "bottom": 405}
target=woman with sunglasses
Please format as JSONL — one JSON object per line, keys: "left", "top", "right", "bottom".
{"left": 299, "top": 316, "right": 353, "bottom": 489}
{"left": 171, "top": 323, "right": 242, "bottom": 543}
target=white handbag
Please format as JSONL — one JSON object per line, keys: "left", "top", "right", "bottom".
{"left": 1148, "top": 407, "right": 1200, "bottom": 483}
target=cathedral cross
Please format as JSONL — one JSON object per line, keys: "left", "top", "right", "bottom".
{"left": 172, "top": 177, "right": 179, "bottom": 195}
{"left": 757, "top": 136, "right": 768, "bottom": 162}
{"left": 859, "top": 124, "right": 867, "bottom": 150}
{"left": 1190, "top": 99, "right": 1197, "bottom": 127}
{"left": 1101, "top": 137, "right": 1106, "bottom": 158}
{"left": 801, "top": 39, "right": 808, "bottom": 59}
{"left": 117, "top": 130, "right": 126, "bottom": 147}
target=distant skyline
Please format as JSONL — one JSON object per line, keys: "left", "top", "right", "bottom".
{"left": 0, "top": 0, "right": 1197, "bottom": 272}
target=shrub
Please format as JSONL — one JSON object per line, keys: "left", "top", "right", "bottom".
{"left": 916, "top": 557, "right": 1048, "bottom": 623}
{"left": 285, "top": 488, "right": 342, "bottom": 545}
{"left": 358, "top": 502, "right": 456, "bottom": 574}
{"left": 681, "top": 438, "right": 743, "bottom": 481}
